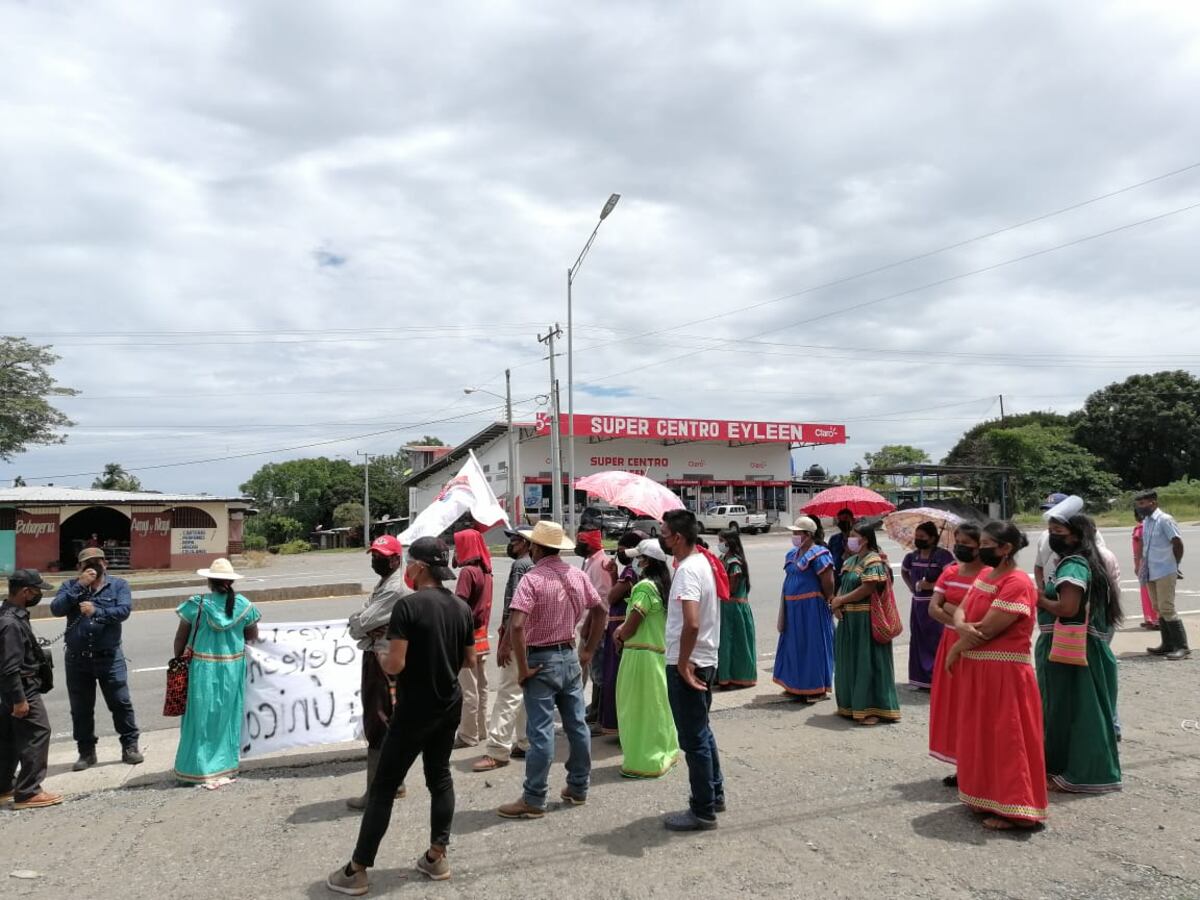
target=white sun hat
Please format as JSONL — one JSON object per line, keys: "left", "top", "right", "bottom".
{"left": 196, "top": 557, "right": 244, "bottom": 581}
{"left": 628, "top": 538, "right": 669, "bottom": 564}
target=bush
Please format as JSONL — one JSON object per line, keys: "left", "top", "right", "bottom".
{"left": 244, "top": 535, "right": 268, "bottom": 552}
{"left": 275, "top": 539, "right": 313, "bottom": 555}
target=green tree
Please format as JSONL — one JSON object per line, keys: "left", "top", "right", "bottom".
{"left": 943, "top": 411, "right": 1076, "bottom": 468}
{"left": 417, "top": 435, "right": 445, "bottom": 446}
{"left": 365, "top": 451, "right": 412, "bottom": 522}
{"left": 333, "top": 501, "right": 366, "bottom": 531}
{"left": 245, "top": 514, "right": 304, "bottom": 546}
{"left": 240, "top": 457, "right": 362, "bottom": 533}
{"left": 978, "top": 424, "right": 1119, "bottom": 510}
{"left": 0, "top": 336, "right": 77, "bottom": 461}
{"left": 92, "top": 462, "right": 143, "bottom": 492}
{"left": 862, "top": 445, "right": 930, "bottom": 488}
{"left": 1073, "top": 371, "right": 1200, "bottom": 488}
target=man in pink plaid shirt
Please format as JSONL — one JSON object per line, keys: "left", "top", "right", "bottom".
{"left": 497, "top": 521, "right": 605, "bottom": 819}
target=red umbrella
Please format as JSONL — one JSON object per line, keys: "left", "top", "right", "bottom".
{"left": 801, "top": 485, "right": 895, "bottom": 518}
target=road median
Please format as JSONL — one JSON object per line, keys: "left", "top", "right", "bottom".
{"left": 27, "top": 582, "right": 365, "bottom": 620}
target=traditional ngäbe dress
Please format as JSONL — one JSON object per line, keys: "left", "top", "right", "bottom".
{"left": 773, "top": 543, "right": 835, "bottom": 697}
{"left": 928, "top": 562, "right": 991, "bottom": 766}
{"left": 615, "top": 579, "right": 679, "bottom": 778}
{"left": 598, "top": 564, "right": 636, "bottom": 735}
{"left": 173, "top": 593, "right": 261, "bottom": 784}
{"left": 1037, "top": 554, "right": 1122, "bottom": 793}
{"left": 903, "top": 547, "right": 954, "bottom": 689}
{"left": 833, "top": 551, "right": 901, "bottom": 723}
{"left": 954, "top": 568, "right": 1048, "bottom": 823}
{"left": 716, "top": 553, "right": 758, "bottom": 688}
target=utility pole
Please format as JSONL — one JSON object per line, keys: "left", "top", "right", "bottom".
{"left": 505, "top": 368, "right": 516, "bottom": 524}
{"left": 538, "top": 324, "right": 565, "bottom": 524}
{"left": 357, "top": 451, "right": 372, "bottom": 548}
{"left": 999, "top": 394, "right": 1006, "bottom": 422}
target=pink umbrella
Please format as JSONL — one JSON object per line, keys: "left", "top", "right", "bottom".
{"left": 801, "top": 485, "right": 895, "bottom": 518}
{"left": 575, "top": 471, "right": 685, "bottom": 521}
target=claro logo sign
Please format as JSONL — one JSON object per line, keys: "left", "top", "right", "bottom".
{"left": 813, "top": 427, "right": 841, "bottom": 439}
{"left": 16, "top": 520, "right": 57, "bottom": 537}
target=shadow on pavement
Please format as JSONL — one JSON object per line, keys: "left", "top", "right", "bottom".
{"left": 891, "top": 776, "right": 957, "bottom": 805}
{"left": 803, "top": 713, "right": 855, "bottom": 732}
{"left": 304, "top": 867, "right": 413, "bottom": 898}
{"left": 909, "top": 806, "right": 988, "bottom": 845}
{"left": 580, "top": 814, "right": 672, "bottom": 858}
{"left": 288, "top": 798, "right": 363, "bottom": 825}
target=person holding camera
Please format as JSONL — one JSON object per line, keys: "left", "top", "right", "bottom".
{"left": 1, "top": 569, "right": 62, "bottom": 809}
{"left": 50, "top": 547, "right": 143, "bottom": 770}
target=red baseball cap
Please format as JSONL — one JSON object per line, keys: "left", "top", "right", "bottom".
{"left": 368, "top": 535, "right": 404, "bottom": 557}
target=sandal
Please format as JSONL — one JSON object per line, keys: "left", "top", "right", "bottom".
{"left": 942, "top": 774, "right": 958, "bottom": 787}
{"left": 983, "top": 816, "right": 1038, "bottom": 831}
{"left": 472, "top": 756, "right": 507, "bottom": 773}
{"left": 858, "top": 716, "right": 880, "bottom": 726}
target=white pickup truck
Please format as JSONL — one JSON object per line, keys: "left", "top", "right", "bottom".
{"left": 696, "top": 504, "right": 768, "bottom": 535}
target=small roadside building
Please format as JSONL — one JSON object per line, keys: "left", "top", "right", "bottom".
{"left": 0, "top": 486, "right": 253, "bottom": 575}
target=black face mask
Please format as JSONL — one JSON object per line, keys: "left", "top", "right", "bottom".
{"left": 914, "top": 538, "right": 933, "bottom": 551}
{"left": 952, "top": 544, "right": 977, "bottom": 564}
{"left": 1047, "top": 534, "right": 1076, "bottom": 557}
{"left": 658, "top": 536, "right": 673, "bottom": 556}
{"left": 616, "top": 550, "right": 632, "bottom": 567}
{"left": 505, "top": 541, "right": 519, "bottom": 560}
{"left": 574, "top": 546, "right": 589, "bottom": 558}
{"left": 370, "top": 556, "right": 395, "bottom": 578}
{"left": 978, "top": 547, "right": 1004, "bottom": 567}
{"left": 27, "top": 590, "right": 43, "bottom": 607}
{"left": 1133, "top": 508, "right": 1146, "bottom": 522}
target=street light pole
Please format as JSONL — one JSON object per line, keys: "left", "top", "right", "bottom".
{"left": 566, "top": 192, "right": 620, "bottom": 534}
{"left": 356, "top": 451, "right": 372, "bottom": 548}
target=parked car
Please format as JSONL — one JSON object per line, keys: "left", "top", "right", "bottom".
{"left": 582, "top": 505, "right": 662, "bottom": 538}
{"left": 696, "top": 504, "right": 768, "bottom": 535}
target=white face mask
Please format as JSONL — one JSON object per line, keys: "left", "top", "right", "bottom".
{"left": 717, "top": 542, "right": 728, "bottom": 555}
{"left": 847, "top": 536, "right": 864, "bottom": 554}
{"left": 791, "top": 535, "right": 806, "bottom": 548}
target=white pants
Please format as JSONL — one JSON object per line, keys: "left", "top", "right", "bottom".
{"left": 457, "top": 655, "right": 490, "bottom": 745}
{"left": 484, "top": 658, "right": 529, "bottom": 760}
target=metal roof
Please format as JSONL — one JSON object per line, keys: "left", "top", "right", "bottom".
{"left": 0, "top": 486, "right": 252, "bottom": 506}
{"left": 401, "top": 421, "right": 528, "bottom": 487}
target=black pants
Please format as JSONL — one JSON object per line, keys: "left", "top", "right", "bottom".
{"left": 0, "top": 692, "right": 52, "bottom": 801}
{"left": 65, "top": 651, "right": 139, "bottom": 753}
{"left": 352, "top": 698, "right": 461, "bottom": 867}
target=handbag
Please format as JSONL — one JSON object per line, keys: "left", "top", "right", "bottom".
{"left": 163, "top": 597, "right": 204, "bottom": 717}
{"left": 870, "top": 564, "right": 904, "bottom": 644}
{"left": 1048, "top": 610, "right": 1089, "bottom": 667}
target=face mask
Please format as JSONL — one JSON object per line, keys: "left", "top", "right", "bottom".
{"left": 404, "top": 564, "right": 418, "bottom": 590}
{"left": 952, "top": 544, "right": 977, "bottom": 564}
{"left": 27, "top": 590, "right": 43, "bottom": 607}
{"left": 1136, "top": 506, "right": 1153, "bottom": 520}
{"left": 914, "top": 538, "right": 932, "bottom": 551}
{"left": 791, "top": 535, "right": 807, "bottom": 548}
{"left": 978, "top": 547, "right": 1003, "bottom": 567}
{"left": 616, "top": 550, "right": 632, "bottom": 567}
{"left": 1047, "top": 534, "right": 1076, "bottom": 557}
{"left": 505, "top": 542, "right": 519, "bottom": 560}
{"left": 83, "top": 560, "right": 105, "bottom": 576}
{"left": 1133, "top": 508, "right": 1146, "bottom": 522}
{"left": 370, "top": 555, "right": 394, "bottom": 578}
{"left": 658, "top": 536, "right": 672, "bottom": 556}
{"left": 717, "top": 542, "right": 728, "bottom": 556}
{"left": 574, "top": 546, "right": 589, "bottom": 558}
{"left": 846, "top": 537, "right": 863, "bottom": 554}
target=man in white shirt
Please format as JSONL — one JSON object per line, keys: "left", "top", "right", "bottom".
{"left": 660, "top": 509, "right": 724, "bottom": 832}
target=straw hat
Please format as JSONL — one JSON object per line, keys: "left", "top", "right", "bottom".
{"left": 197, "top": 558, "right": 244, "bottom": 581}
{"left": 528, "top": 520, "right": 578, "bottom": 551}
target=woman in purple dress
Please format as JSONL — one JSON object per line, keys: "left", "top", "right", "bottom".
{"left": 901, "top": 521, "right": 954, "bottom": 690}
{"left": 597, "top": 530, "right": 646, "bottom": 735}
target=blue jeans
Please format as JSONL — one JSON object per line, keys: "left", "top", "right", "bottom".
{"left": 65, "top": 650, "right": 139, "bottom": 753}
{"left": 522, "top": 647, "right": 591, "bottom": 809}
{"left": 666, "top": 664, "right": 724, "bottom": 819}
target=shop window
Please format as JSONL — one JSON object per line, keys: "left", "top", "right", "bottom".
{"left": 171, "top": 507, "right": 217, "bottom": 529}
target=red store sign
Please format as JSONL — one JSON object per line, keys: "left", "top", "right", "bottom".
{"left": 537, "top": 414, "right": 845, "bottom": 445}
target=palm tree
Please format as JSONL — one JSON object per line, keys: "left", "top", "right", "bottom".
{"left": 92, "top": 463, "right": 143, "bottom": 492}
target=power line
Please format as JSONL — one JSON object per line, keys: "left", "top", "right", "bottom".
{"left": 581, "top": 199, "right": 1200, "bottom": 384}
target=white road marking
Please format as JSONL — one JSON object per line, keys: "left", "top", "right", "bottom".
{"left": 131, "top": 665, "right": 168, "bottom": 674}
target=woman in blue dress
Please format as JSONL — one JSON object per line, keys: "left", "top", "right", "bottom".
{"left": 773, "top": 516, "right": 836, "bottom": 703}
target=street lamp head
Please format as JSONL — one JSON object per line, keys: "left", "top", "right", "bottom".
{"left": 600, "top": 193, "right": 620, "bottom": 220}
{"left": 463, "top": 388, "right": 476, "bottom": 395}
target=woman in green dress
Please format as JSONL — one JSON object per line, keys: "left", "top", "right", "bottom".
{"left": 1037, "top": 513, "right": 1123, "bottom": 792}
{"left": 613, "top": 539, "right": 680, "bottom": 779}
{"left": 717, "top": 529, "right": 758, "bottom": 688}
{"left": 172, "top": 558, "right": 261, "bottom": 785}
{"left": 832, "top": 521, "right": 901, "bottom": 726}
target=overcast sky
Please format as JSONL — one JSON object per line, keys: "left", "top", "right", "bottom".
{"left": 3, "top": 0, "right": 1199, "bottom": 494}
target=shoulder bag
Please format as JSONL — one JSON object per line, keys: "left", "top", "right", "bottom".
{"left": 163, "top": 596, "right": 204, "bottom": 717}
{"left": 870, "top": 556, "right": 904, "bottom": 644}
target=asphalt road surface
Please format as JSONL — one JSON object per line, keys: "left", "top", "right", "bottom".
{"left": 30, "top": 526, "right": 1199, "bottom": 748}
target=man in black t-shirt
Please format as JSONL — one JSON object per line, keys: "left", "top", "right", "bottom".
{"left": 328, "top": 537, "right": 475, "bottom": 894}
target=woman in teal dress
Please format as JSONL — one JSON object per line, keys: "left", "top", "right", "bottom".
{"left": 172, "top": 558, "right": 261, "bottom": 784}
{"left": 1036, "top": 513, "right": 1123, "bottom": 792}
{"left": 613, "top": 539, "right": 680, "bottom": 779}
{"left": 832, "top": 521, "right": 901, "bottom": 725}
{"left": 716, "top": 529, "right": 758, "bottom": 688}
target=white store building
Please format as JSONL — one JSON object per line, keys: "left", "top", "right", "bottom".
{"left": 404, "top": 413, "right": 846, "bottom": 527}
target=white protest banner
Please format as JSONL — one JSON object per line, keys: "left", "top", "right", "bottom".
{"left": 240, "top": 618, "right": 364, "bottom": 759}
{"left": 399, "top": 448, "right": 509, "bottom": 543}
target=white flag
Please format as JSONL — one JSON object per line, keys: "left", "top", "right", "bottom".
{"left": 399, "top": 450, "right": 510, "bottom": 543}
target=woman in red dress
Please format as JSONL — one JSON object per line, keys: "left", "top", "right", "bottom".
{"left": 946, "top": 520, "right": 1047, "bottom": 831}
{"left": 927, "top": 523, "right": 989, "bottom": 785}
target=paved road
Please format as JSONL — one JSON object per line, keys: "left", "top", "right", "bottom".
{"left": 31, "top": 526, "right": 1199, "bottom": 749}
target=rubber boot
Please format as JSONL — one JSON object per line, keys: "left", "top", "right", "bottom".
{"left": 1166, "top": 620, "right": 1191, "bottom": 661}
{"left": 1147, "top": 623, "right": 1173, "bottom": 656}
{"left": 346, "top": 748, "right": 380, "bottom": 810}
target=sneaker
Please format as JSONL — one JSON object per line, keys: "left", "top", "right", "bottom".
{"left": 325, "top": 862, "right": 368, "bottom": 896}
{"left": 0, "top": 791, "right": 15, "bottom": 804}
{"left": 72, "top": 752, "right": 98, "bottom": 772}
{"left": 713, "top": 798, "right": 727, "bottom": 814}
{"left": 560, "top": 786, "right": 587, "bottom": 806}
{"left": 416, "top": 852, "right": 451, "bottom": 881}
{"left": 497, "top": 798, "right": 545, "bottom": 819}
{"left": 122, "top": 746, "right": 145, "bottom": 765}
{"left": 13, "top": 792, "right": 64, "bottom": 810}
{"left": 664, "top": 810, "right": 718, "bottom": 832}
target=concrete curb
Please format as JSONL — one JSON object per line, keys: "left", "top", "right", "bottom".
{"left": 28, "top": 582, "right": 365, "bottom": 620}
